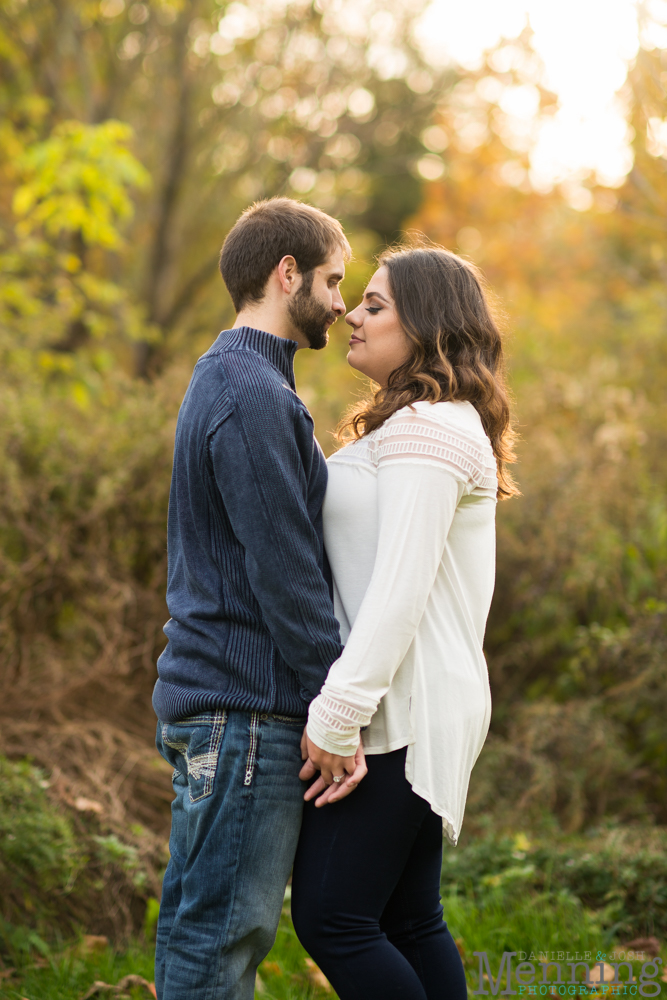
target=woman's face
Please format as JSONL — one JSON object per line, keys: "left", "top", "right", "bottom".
{"left": 345, "top": 266, "right": 410, "bottom": 386}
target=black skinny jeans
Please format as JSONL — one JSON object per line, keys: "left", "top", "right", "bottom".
{"left": 291, "top": 747, "right": 468, "bottom": 1000}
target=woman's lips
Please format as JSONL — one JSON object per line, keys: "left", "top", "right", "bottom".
{"left": 349, "top": 335, "right": 364, "bottom": 345}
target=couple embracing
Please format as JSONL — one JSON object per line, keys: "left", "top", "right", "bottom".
{"left": 153, "top": 197, "right": 517, "bottom": 1000}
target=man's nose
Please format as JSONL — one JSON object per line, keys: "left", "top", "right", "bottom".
{"left": 332, "top": 290, "right": 346, "bottom": 317}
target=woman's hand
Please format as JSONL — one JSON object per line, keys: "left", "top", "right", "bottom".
{"left": 299, "top": 731, "right": 367, "bottom": 807}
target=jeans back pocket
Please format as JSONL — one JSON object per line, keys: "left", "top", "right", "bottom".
{"left": 160, "top": 710, "right": 227, "bottom": 802}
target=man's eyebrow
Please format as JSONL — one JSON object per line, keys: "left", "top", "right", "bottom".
{"left": 364, "top": 290, "right": 389, "bottom": 303}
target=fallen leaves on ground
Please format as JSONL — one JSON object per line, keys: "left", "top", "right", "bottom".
{"left": 76, "top": 935, "right": 110, "bottom": 957}
{"left": 260, "top": 961, "right": 282, "bottom": 976}
{"left": 81, "top": 974, "right": 156, "bottom": 999}
{"left": 587, "top": 963, "right": 617, "bottom": 984}
{"left": 619, "top": 937, "right": 661, "bottom": 958}
{"left": 304, "top": 957, "right": 333, "bottom": 993}
{"left": 74, "top": 797, "right": 104, "bottom": 813}
{"left": 255, "top": 971, "right": 267, "bottom": 995}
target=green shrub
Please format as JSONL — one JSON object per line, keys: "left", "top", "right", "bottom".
{"left": 442, "top": 887, "right": 613, "bottom": 968}
{"left": 0, "top": 754, "right": 164, "bottom": 950}
{"left": 0, "top": 756, "right": 83, "bottom": 904}
{"left": 442, "top": 829, "right": 667, "bottom": 939}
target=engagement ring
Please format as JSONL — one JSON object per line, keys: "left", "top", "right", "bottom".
{"left": 332, "top": 775, "right": 345, "bottom": 784}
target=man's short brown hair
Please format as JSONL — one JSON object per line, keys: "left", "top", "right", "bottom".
{"left": 219, "top": 197, "right": 351, "bottom": 312}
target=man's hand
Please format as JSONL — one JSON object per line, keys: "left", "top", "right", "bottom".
{"left": 299, "top": 730, "right": 367, "bottom": 807}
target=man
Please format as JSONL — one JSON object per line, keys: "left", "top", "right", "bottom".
{"left": 153, "top": 198, "right": 365, "bottom": 1000}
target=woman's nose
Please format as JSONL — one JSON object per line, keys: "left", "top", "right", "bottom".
{"left": 345, "top": 307, "right": 361, "bottom": 327}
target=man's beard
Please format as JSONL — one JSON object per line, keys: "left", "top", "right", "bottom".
{"left": 287, "top": 278, "right": 336, "bottom": 350}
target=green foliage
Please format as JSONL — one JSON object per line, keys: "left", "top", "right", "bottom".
{"left": 0, "top": 0, "right": 666, "bottom": 954}
{"left": 0, "top": 919, "right": 51, "bottom": 961}
{"left": 0, "top": 365, "right": 173, "bottom": 677}
{"left": 0, "top": 753, "right": 164, "bottom": 946}
{"left": 410, "top": 34, "right": 667, "bottom": 833}
{"left": 442, "top": 829, "right": 667, "bottom": 940}
{"left": 0, "top": 363, "right": 177, "bottom": 875}
{"left": 142, "top": 898, "right": 160, "bottom": 943}
{"left": 0, "top": 757, "right": 82, "bottom": 895}
{"left": 13, "top": 120, "right": 150, "bottom": 248}
{"left": 6, "top": 871, "right": 666, "bottom": 1000}
{"left": 444, "top": 889, "right": 613, "bottom": 972}
{"left": 1, "top": 119, "right": 154, "bottom": 367}
{"left": 0, "top": 0, "right": 451, "bottom": 374}
{"left": 0, "top": 935, "right": 156, "bottom": 1000}
{"left": 92, "top": 837, "right": 147, "bottom": 889}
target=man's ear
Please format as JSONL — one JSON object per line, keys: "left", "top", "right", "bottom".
{"left": 276, "top": 255, "right": 299, "bottom": 295}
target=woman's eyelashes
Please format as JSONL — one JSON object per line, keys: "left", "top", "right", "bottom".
{"left": 366, "top": 306, "right": 381, "bottom": 314}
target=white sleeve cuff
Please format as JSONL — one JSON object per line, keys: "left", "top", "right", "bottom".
{"left": 306, "top": 692, "right": 373, "bottom": 757}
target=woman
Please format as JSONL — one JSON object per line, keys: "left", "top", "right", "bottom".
{"left": 291, "top": 244, "right": 518, "bottom": 1000}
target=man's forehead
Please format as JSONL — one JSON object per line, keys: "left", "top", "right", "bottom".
{"left": 320, "top": 248, "right": 347, "bottom": 277}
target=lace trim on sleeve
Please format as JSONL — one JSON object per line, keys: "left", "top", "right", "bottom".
{"left": 309, "top": 693, "right": 372, "bottom": 734}
{"left": 374, "top": 409, "right": 497, "bottom": 492}
{"left": 307, "top": 692, "right": 374, "bottom": 756}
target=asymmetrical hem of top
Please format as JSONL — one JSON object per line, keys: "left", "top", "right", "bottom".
{"left": 306, "top": 399, "right": 497, "bottom": 846}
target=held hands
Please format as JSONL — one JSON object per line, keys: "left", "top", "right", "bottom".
{"left": 299, "top": 730, "right": 367, "bottom": 807}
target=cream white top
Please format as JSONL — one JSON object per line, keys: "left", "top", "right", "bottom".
{"left": 306, "top": 400, "right": 496, "bottom": 844}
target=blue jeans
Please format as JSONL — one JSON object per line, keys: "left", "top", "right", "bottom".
{"left": 155, "top": 708, "right": 306, "bottom": 1000}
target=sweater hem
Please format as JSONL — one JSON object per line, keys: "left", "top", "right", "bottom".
{"left": 152, "top": 679, "right": 309, "bottom": 725}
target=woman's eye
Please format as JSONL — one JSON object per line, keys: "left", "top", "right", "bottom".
{"left": 366, "top": 307, "right": 381, "bottom": 314}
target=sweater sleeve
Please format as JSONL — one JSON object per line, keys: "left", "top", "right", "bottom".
{"left": 209, "top": 366, "right": 342, "bottom": 700}
{"left": 307, "top": 409, "right": 482, "bottom": 754}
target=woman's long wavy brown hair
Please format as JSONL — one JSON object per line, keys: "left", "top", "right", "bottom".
{"left": 337, "top": 243, "right": 519, "bottom": 499}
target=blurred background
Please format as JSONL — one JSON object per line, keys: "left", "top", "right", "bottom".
{"left": 1, "top": 0, "right": 667, "bottom": 994}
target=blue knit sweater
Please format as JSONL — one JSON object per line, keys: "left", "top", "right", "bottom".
{"left": 152, "top": 327, "right": 343, "bottom": 723}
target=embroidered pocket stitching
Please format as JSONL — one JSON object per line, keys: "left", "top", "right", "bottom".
{"left": 162, "top": 710, "right": 227, "bottom": 802}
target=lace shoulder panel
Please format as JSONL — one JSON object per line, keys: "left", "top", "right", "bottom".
{"left": 327, "top": 434, "right": 376, "bottom": 470}
{"left": 373, "top": 406, "right": 497, "bottom": 491}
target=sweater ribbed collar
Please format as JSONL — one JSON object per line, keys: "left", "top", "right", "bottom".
{"left": 211, "top": 326, "right": 298, "bottom": 389}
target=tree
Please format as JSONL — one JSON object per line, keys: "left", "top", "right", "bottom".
{"left": 410, "top": 27, "right": 667, "bottom": 827}
{"left": 3, "top": 120, "right": 150, "bottom": 367}
{"left": 1, "top": 0, "right": 449, "bottom": 374}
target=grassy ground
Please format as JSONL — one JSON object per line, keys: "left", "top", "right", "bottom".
{"left": 0, "top": 894, "right": 331, "bottom": 1000}
{"left": 3, "top": 882, "right": 649, "bottom": 1000}
{"left": 0, "top": 941, "right": 156, "bottom": 1000}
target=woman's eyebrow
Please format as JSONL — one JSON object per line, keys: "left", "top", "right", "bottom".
{"left": 364, "top": 290, "right": 389, "bottom": 303}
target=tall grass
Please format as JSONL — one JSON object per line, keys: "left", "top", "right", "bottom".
{"left": 5, "top": 886, "right": 656, "bottom": 1000}
{"left": 444, "top": 889, "right": 613, "bottom": 966}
